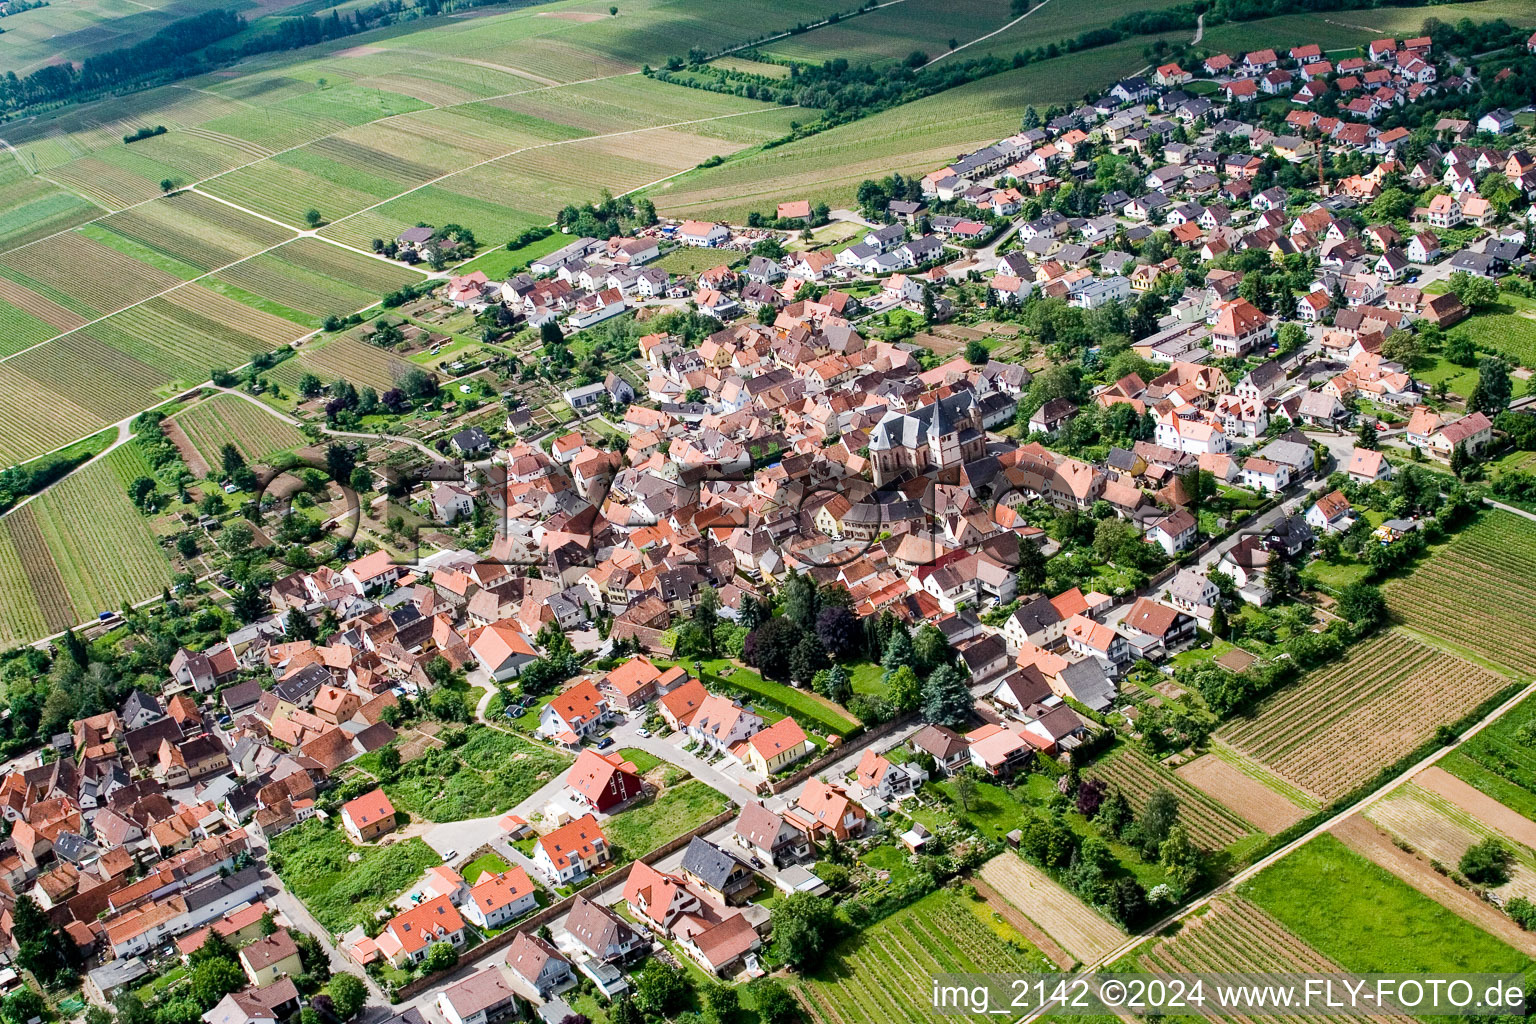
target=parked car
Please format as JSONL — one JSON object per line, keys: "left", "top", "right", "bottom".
{"left": 596, "top": 737, "right": 615, "bottom": 750}
{"left": 636, "top": 727, "right": 651, "bottom": 738}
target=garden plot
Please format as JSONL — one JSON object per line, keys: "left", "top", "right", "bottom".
{"left": 1365, "top": 784, "right": 1536, "bottom": 902}
{"left": 1217, "top": 631, "right": 1508, "bottom": 802}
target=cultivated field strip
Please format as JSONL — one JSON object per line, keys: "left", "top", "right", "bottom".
{"left": 792, "top": 889, "right": 1049, "bottom": 1024}
{"left": 1366, "top": 785, "right": 1536, "bottom": 902}
{"left": 173, "top": 394, "right": 307, "bottom": 466}
{"left": 0, "top": 231, "right": 183, "bottom": 318}
{"left": 0, "top": 511, "right": 60, "bottom": 643}
{"left": 1384, "top": 512, "right": 1536, "bottom": 674}
{"left": 292, "top": 335, "right": 415, "bottom": 392}
{"left": 0, "top": 275, "right": 91, "bottom": 334}
{"left": 1177, "top": 753, "right": 1310, "bottom": 833}
{"left": 1140, "top": 897, "right": 1403, "bottom": 1024}
{"left": 22, "top": 451, "right": 173, "bottom": 621}
{"left": 97, "top": 191, "right": 296, "bottom": 271}
{"left": 978, "top": 854, "right": 1124, "bottom": 963}
{"left": 1090, "top": 746, "right": 1257, "bottom": 848}
{"left": 1219, "top": 631, "right": 1509, "bottom": 801}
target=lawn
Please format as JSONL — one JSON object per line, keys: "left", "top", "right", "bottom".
{"left": 649, "top": 246, "right": 741, "bottom": 275}
{"left": 603, "top": 780, "right": 732, "bottom": 860}
{"left": 617, "top": 747, "right": 664, "bottom": 774}
{"left": 269, "top": 818, "right": 442, "bottom": 934}
{"left": 1299, "top": 555, "right": 1372, "bottom": 592}
{"left": 460, "top": 851, "right": 511, "bottom": 884}
{"left": 858, "top": 843, "right": 920, "bottom": 884}
{"left": 1239, "top": 832, "right": 1533, "bottom": 975}
{"left": 454, "top": 232, "right": 570, "bottom": 280}
{"left": 660, "top": 657, "right": 860, "bottom": 736}
{"left": 846, "top": 659, "right": 886, "bottom": 697}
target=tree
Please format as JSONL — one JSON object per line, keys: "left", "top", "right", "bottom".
{"left": 12, "top": 894, "right": 75, "bottom": 987}
{"left": 1460, "top": 837, "right": 1511, "bottom": 885}
{"left": 921, "top": 664, "right": 972, "bottom": 728}
{"left": 695, "top": 585, "right": 720, "bottom": 652}
{"left": 190, "top": 957, "right": 245, "bottom": 1009}
{"left": 220, "top": 443, "right": 246, "bottom": 479}
{"left": 326, "top": 444, "right": 356, "bottom": 484}
{"left": 1017, "top": 537, "right": 1047, "bottom": 593}
{"left": 305, "top": 209, "right": 323, "bottom": 228}
{"left": 1470, "top": 356, "right": 1513, "bottom": 415}
{"left": 743, "top": 616, "right": 801, "bottom": 681}
{"left": 1209, "top": 603, "right": 1228, "bottom": 639}
{"left": 1448, "top": 270, "right": 1498, "bottom": 309}
{"left": 1139, "top": 789, "right": 1180, "bottom": 852}
{"left": 326, "top": 974, "right": 366, "bottom": 1021}
{"left": 1107, "top": 876, "right": 1149, "bottom": 927}
{"left": 1336, "top": 582, "right": 1387, "bottom": 632}
{"left": 1076, "top": 776, "right": 1107, "bottom": 818}
{"left": 814, "top": 605, "right": 859, "bottom": 659}
{"left": 886, "top": 664, "right": 921, "bottom": 713}
{"left": 781, "top": 569, "right": 818, "bottom": 629}
{"left": 704, "top": 983, "right": 741, "bottom": 1024}
{"left": 633, "top": 960, "right": 691, "bottom": 1017}
{"left": 425, "top": 941, "right": 458, "bottom": 971}
{"left": 298, "top": 373, "right": 324, "bottom": 398}
{"left": 378, "top": 745, "right": 401, "bottom": 778}
{"left": 1158, "top": 824, "right": 1201, "bottom": 900}
{"left": 912, "top": 623, "right": 951, "bottom": 673}
{"left": 953, "top": 765, "right": 982, "bottom": 812}
{"left": 772, "top": 892, "right": 841, "bottom": 969}
{"left": 292, "top": 932, "right": 332, "bottom": 983}
{"left": 607, "top": 999, "right": 642, "bottom": 1024}
{"left": 189, "top": 930, "right": 236, "bottom": 968}
{"left": 964, "top": 339, "right": 989, "bottom": 364}
{"left": 160, "top": 178, "right": 177, "bottom": 193}
{"left": 813, "top": 663, "right": 852, "bottom": 705}
{"left": 750, "top": 979, "right": 803, "bottom": 1024}
{"left": 1357, "top": 419, "right": 1378, "bottom": 449}
{"left": 2, "top": 990, "right": 46, "bottom": 1024}
{"left": 788, "top": 634, "right": 830, "bottom": 688}
{"left": 128, "top": 475, "right": 157, "bottom": 509}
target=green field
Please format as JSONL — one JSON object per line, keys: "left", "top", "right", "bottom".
{"left": 648, "top": 42, "right": 1147, "bottom": 223}
{"left": 760, "top": 0, "right": 1015, "bottom": 64}
{"left": 1441, "top": 692, "right": 1536, "bottom": 825}
{"left": 1240, "top": 832, "right": 1533, "bottom": 975}
{"left": 794, "top": 888, "right": 1056, "bottom": 1024}
{"left": 269, "top": 818, "right": 442, "bottom": 934}
{"left": 1446, "top": 295, "right": 1536, "bottom": 369}
{"left": 603, "top": 779, "right": 732, "bottom": 859}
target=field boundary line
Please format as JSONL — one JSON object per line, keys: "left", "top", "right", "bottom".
{"left": 922, "top": 0, "right": 1059, "bottom": 67}
{"left": 1015, "top": 671, "right": 1536, "bottom": 1024}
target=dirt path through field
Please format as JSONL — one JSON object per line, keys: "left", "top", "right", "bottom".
{"left": 1330, "top": 814, "right": 1536, "bottom": 957}
{"left": 1415, "top": 766, "right": 1536, "bottom": 848}
{"left": 971, "top": 876, "right": 1076, "bottom": 969}
{"left": 979, "top": 854, "right": 1124, "bottom": 964}
{"left": 1177, "top": 754, "right": 1307, "bottom": 834}
{"left": 162, "top": 416, "right": 210, "bottom": 478}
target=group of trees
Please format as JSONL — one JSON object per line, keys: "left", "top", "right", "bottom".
{"left": 553, "top": 191, "right": 657, "bottom": 240}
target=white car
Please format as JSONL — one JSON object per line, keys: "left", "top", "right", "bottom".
{"left": 459, "top": 383, "right": 472, "bottom": 393}
{"left": 636, "top": 727, "right": 651, "bottom": 738}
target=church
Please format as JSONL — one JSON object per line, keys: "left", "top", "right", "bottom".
{"left": 867, "top": 391, "right": 987, "bottom": 486}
